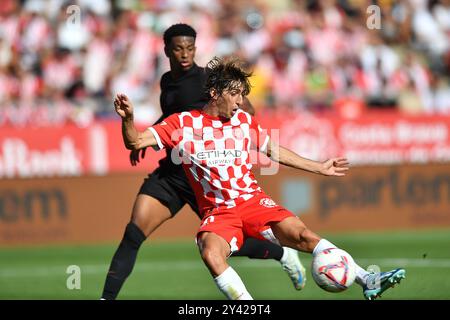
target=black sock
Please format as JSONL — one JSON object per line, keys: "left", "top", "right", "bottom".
{"left": 101, "top": 222, "right": 146, "bottom": 300}
{"left": 231, "top": 238, "right": 284, "bottom": 260}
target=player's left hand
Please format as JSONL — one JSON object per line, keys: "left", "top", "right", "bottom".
{"left": 130, "top": 148, "right": 147, "bottom": 166}
{"left": 321, "top": 157, "right": 349, "bottom": 176}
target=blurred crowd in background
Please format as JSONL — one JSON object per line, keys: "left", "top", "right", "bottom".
{"left": 0, "top": 0, "right": 449, "bottom": 127}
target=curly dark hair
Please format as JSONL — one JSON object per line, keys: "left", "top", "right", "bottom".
{"left": 205, "top": 57, "right": 252, "bottom": 98}
{"left": 163, "top": 23, "right": 197, "bottom": 46}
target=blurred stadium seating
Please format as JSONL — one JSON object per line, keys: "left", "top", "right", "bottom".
{"left": 0, "top": 0, "right": 448, "bottom": 128}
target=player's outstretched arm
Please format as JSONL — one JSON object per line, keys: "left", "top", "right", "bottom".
{"left": 265, "top": 138, "right": 349, "bottom": 176}
{"left": 128, "top": 113, "right": 168, "bottom": 166}
{"left": 114, "top": 93, "right": 158, "bottom": 150}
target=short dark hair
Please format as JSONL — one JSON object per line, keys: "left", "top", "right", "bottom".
{"left": 163, "top": 23, "right": 197, "bottom": 46}
{"left": 205, "top": 57, "right": 252, "bottom": 97}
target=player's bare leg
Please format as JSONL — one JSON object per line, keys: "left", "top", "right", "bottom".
{"left": 197, "top": 232, "right": 253, "bottom": 300}
{"left": 197, "top": 231, "right": 231, "bottom": 276}
{"left": 101, "top": 195, "right": 172, "bottom": 300}
{"left": 271, "top": 216, "right": 405, "bottom": 299}
{"left": 131, "top": 195, "right": 173, "bottom": 236}
{"left": 271, "top": 216, "right": 321, "bottom": 253}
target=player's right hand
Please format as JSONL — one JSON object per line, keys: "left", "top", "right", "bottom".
{"left": 320, "top": 157, "right": 349, "bottom": 176}
{"left": 114, "top": 93, "right": 134, "bottom": 118}
{"left": 130, "top": 148, "right": 146, "bottom": 166}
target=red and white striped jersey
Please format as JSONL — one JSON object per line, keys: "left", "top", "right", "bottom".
{"left": 149, "top": 109, "right": 270, "bottom": 215}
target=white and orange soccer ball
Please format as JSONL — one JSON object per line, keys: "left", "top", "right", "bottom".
{"left": 311, "top": 248, "right": 356, "bottom": 293}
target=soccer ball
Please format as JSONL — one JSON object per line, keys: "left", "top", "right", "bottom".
{"left": 311, "top": 248, "right": 356, "bottom": 293}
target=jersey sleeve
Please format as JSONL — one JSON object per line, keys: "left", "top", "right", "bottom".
{"left": 249, "top": 115, "right": 270, "bottom": 152}
{"left": 148, "top": 113, "right": 181, "bottom": 150}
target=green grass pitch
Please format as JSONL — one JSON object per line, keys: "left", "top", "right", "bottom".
{"left": 1, "top": 229, "right": 449, "bottom": 300}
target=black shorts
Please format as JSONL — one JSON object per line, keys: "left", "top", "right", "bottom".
{"left": 138, "top": 161, "right": 200, "bottom": 217}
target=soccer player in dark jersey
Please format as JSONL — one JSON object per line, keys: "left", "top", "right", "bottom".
{"left": 114, "top": 56, "right": 406, "bottom": 300}
{"left": 101, "top": 23, "right": 305, "bottom": 300}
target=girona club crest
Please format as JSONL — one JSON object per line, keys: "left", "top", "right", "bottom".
{"left": 259, "top": 198, "right": 277, "bottom": 208}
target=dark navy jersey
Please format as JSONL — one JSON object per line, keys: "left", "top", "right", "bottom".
{"left": 156, "top": 64, "right": 209, "bottom": 125}
{"left": 156, "top": 63, "right": 210, "bottom": 169}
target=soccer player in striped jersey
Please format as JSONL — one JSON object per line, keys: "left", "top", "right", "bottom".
{"left": 101, "top": 24, "right": 305, "bottom": 300}
{"left": 114, "top": 56, "right": 405, "bottom": 300}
